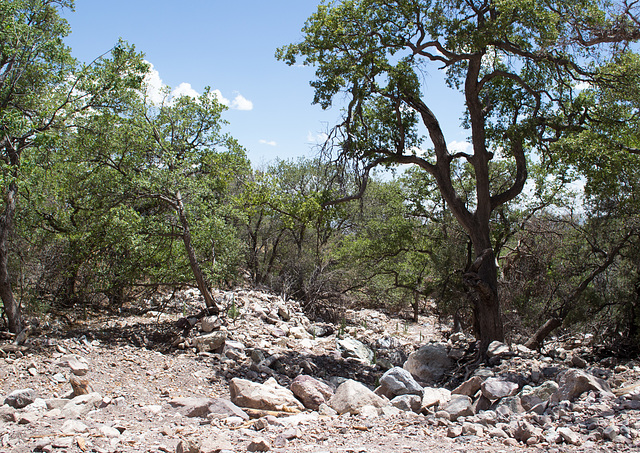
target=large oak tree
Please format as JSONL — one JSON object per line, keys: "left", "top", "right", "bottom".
{"left": 278, "top": 0, "right": 640, "bottom": 352}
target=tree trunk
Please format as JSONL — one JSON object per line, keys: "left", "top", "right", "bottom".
{"left": 525, "top": 316, "right": 564, "bottom": 350}
{"left": 175, "top": 191, "right": 219, "bottom": 315}
{"left": 0, "top": 182, "right": 22, "bottom": 333}
{"left": 464, "top": 246, "right": 504, "bottom": 354}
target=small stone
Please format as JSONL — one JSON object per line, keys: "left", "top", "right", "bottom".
{"left": 379, "top": 367, "right": 423, "bottom": 397}
{"left": 571, "top": 355, "right": 587, "bottom": 368}
{"left": 488, "top": 427, "right": 509, "bottom": 438}
{"left": 61, "top": 419, "right": 89, "bottom": 434}
{"left": 200, "top": 316, "right": 222, "bottom": 333}
{"left": 462, "top": 422, "right": 484, "bottom": 436}
{"left": 447, "top": 425, "right": 463, "bottom": 437}
{"left": 247, "top": 437, "right": 271, "bottom": 452}
{"left": 558, "top": 427, "right": 582, "bottom": 445}
{"left": 487, "top": 341, "right": 510, "bottom": 359}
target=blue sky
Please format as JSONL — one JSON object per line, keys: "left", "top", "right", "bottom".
{"left": 62, "top": 1, "right": 468, "bottom": 166}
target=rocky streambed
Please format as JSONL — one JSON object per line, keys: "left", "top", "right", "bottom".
{"left": 1, "top": 288, "right": 640, "bottom": 452}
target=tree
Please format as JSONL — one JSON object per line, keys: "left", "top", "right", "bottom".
{"left": 47, "top": 87, "right": 250, "bottom": 314}
{"left": 0, "top": 0, "right": 146, "bottom": 332}
{"left": 278, "top": 0, "right": 640, "bottom": 352}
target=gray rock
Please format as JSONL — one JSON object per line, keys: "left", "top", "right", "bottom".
{"left": 0, "top": 405, "right": 16, "bottom": 422}
{"left": 442, "top": 395, "right": 473, "bottom": 420}
{"left": 336, "top": 337, "right": 374, "bottom": 364}
{"left": 379, "top": 367, "right": 423, "bottom": 397}
{"left": 551, "top": 369, "right": 614, "bottom": 403}
{"left": 193, "top": 331, "right": 227, "bottom": 353}
{"left": 290, "top": 375, "right": 334, "bottom": 410}
{"left": 403, "top": 342, "right": 453, "bottom": 384}
{"left": 487, "top": 341, "right": 510, "bottom": 359}
{"left": 481, "top": 378, "right": 519, "bottom": 400}
{"left": 328, "top": 379, "right": 389, "bottom": 415}
{"left": 519, "top": 381, "right": 559, "bottom": 411}
{"left": 570, "top": 355, "right": 587, "bottom": 368}
{"left": 447, "top": 425, "right": 463, "bottom": 437}
{"left": 488, "top": 427, "right": 509, "bottom": 438}
{"left": 307, "top": 323, "right": 333, "bottom": 338}
{"left": 4, "top": 389, "right": 37, "bottom": 409}
{"left": 200, "top": 316, "right": 222, "bottom": 333}
{"left": 99, "top": 425, "right": 121, "bottom": 438}
{"left": 230, "top": 377, "right": 304, "bottom": 411}
{"left": 462, "top": 422, "right": 484, "bottom": 436}
{"left": 168, "top": 397, "right": 248, "bottom": 420}
{"left": 60, "top": 392, "right": 103, "bottom": 418}
{"left": 494, "top": 396, "right": 524, "bottom": 414}
{"left": 390, "top": 394, "right": 422, "bottom": 413}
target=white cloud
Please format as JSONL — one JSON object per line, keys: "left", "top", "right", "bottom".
{"left": 209, "top": 89, "right": 230, "bottom": 106}
{"left": 144, "top": 63, "right": 167, "bottom": 105}
{"left": 171, "top": 82, "right": 199, "bottom": 99}
{"left": 143, "top": 61, "right": 252, "bottom": 110}
{"left": 307, "top": 131, "right": 328, "bottom": 144}
{"left": 448, "top": 140, "right": 472, "bottom": 154}
{"left": 259, "top": 139, "right": 277, "bottom": 147}
{"left": 231, "top": 94, "right": 253, "bottom": 111}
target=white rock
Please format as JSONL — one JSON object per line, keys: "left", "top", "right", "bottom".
{"left": 557, "top": 427, "right": 582, "bottom": 445}
{"left": 403, "top": 343, "right": 453, "bottom": 384}
{"left": 328, "top": 379, "right": 389, "bottom": 415}
{"left": 421, "top": 387, "right": 451, "bottom": 411}
{"left": 230, "top": 377, "right": 304, "bottom": 411}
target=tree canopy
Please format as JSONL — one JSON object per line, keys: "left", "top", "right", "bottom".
{"left": 278, "top": 0, "right": 640, "bottom": 351}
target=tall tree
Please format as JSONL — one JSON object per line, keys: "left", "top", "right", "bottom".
{"left": 0, "top": 0, "right": 146, "bottom": 332}
{"left": 278, "top": 0, "right": 640, "bottom": 352}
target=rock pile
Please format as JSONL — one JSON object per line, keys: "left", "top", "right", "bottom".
{"left": 1, "top": 288, "right": 640, "bottom": 452}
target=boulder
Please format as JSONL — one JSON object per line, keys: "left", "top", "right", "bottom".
{"left": 486, "top": 341, "right": 510, "bottom": 359}
{"left": 378, "top": 367, "right": 423, "bottom": 397}
{"left": 481, "top": 378, "right": 519, "bottom": 400}
{"left": 452, "top": 376, "right": 482, "bottom": 396}
{"left": 551, "top": 369, "right": 614, "bottom": 403}
{"left": 328, "top": 379, "right": 389, "bottom": 415}
{"left": 200, "top": 316, "right": 222, "bottom": 333}
{"left": 290, "top": 375, "right": 334, "bottom": 410}
{"left": 441, "top": 395, "right": 473, "bottom": 420}
{"left": 494, "top": 396, "right": 525, "bottom": 415}
{"left": 519, "top": 381, "right": 559, "bottom": 411}
{"left": 168, "top": 397, "right": 248, "bottom": 420}
{"left": 391, "top": 394, "right": 422, "bottom": 413}
{"left": 403, "top": 342, "right": 453, "bottom": 384}
{"left": 193, "top": 331, "right": 227, "bottom": 353}
{"left": 336, "top": 337, "right": 374, "bottom": 364}
{"left": 4, "top": 389, "right": 37, "bottom": 409}
{"left": 421, "top": 387, "right": 451, "bottom": 411}
{"left": 56, "top": 355, "right": 90, "bottom": 376}
{"left": 230, "top": 378, "right": 304, "bottom": 412}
